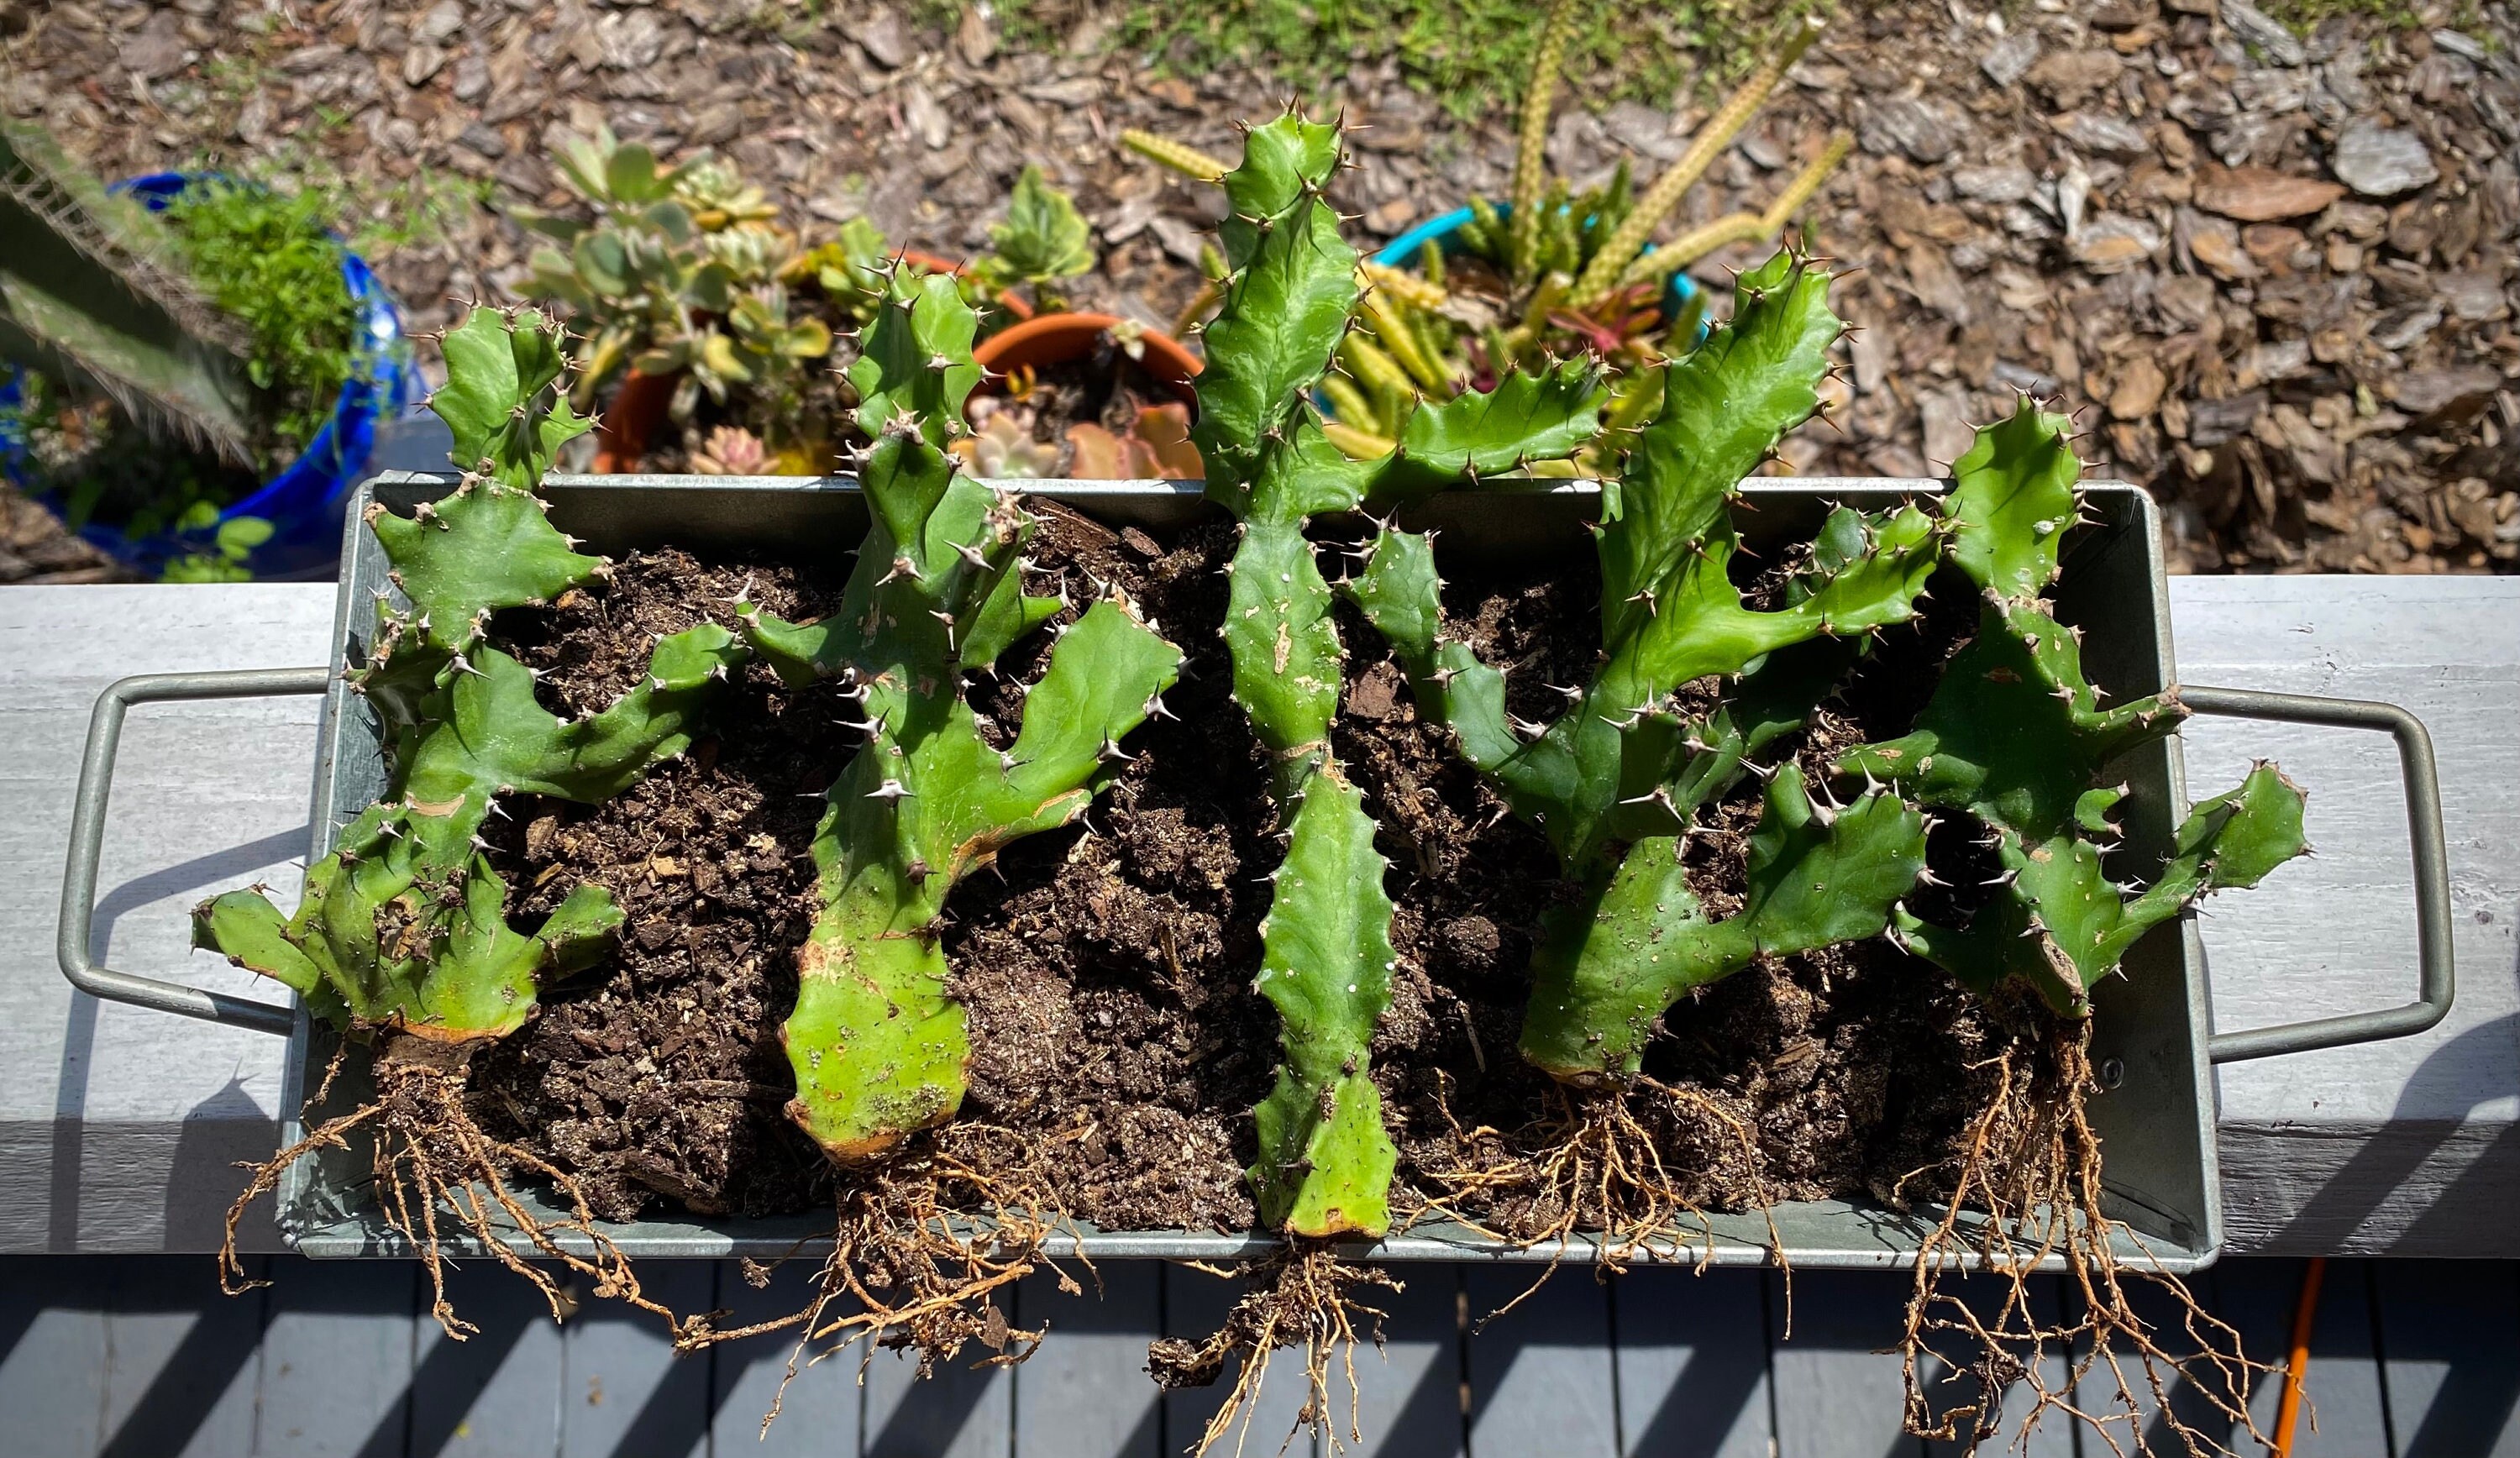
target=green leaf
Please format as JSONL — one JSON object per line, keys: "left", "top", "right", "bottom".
{"left": 987, "top": 165, "right": 1096, "bottom": 284}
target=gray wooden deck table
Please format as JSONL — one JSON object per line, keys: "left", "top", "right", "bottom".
{"left": 3, "top": 569, "right": 2515, "bottom": 1456}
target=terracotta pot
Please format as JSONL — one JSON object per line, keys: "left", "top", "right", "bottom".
{"left": 895, "top": 249, "right": 1037, "bottom": 323}
{"left": 973, "top": 313, "right": 1202, "bottom": 407}
{"left": 591, "top": 367, "right": 680, "bottom": 475}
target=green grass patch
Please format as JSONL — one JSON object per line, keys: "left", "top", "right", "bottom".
{"left": 945, "top": 0, "right": 1835, "bottom": 121}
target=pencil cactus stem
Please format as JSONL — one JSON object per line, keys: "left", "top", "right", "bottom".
{"left": 1360, "top": 291, "right": 1452, "bottom": 397}
{"left": 1619, "top": 130, "right": 1855, "bottom": 290}
{"left": 1119, "top": 128, "right": 1231, "bottom": 184}
{"left": 1571, "top": 15, "right": 1826, "bottom": 312}
{"left": 1357, "top": 259, "right": 1448, "bottom": 313}
{"left": 1510, "top": 0, "right": 1582, "bottom": 282}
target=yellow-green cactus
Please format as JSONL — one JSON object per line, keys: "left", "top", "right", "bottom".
{"left": 737, "top": 271, "right": 1183, "bottom": 1162}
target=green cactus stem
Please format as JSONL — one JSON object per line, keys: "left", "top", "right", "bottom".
{"left": 1347, "top": 249, "right": 1940, "bottom": 1085}
{"left": 1520, "top": 767, "right": 1928, "bottom": 1082}
{"left": 738, "top": 271, "right": 1181, "bottom": 1163}
{"left": 1197, "top": 113, "right": 1606, "bottom": 1235}
{"left": 1835, "top": 401, "right": 2311, "bottom": 1015}
{"left": 197, "top": 307, "right": 737, "bottom": 1044}
{"left": 190, "top": 307, "right": 729, "bottom": 1340}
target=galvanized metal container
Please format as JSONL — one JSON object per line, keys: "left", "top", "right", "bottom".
{"left": 60, "top": 471, "right": 2454, "bottom": 1274}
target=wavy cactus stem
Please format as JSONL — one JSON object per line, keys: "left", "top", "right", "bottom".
{"left": 738, "top": 271, "right": 1182, "bottom": 1164}
{"left": 1347, "top": 249, "right": 1940, "bottom": 1085}
{"left": 1193, "top": 113, "right": 1609, "bottom": 1236}
{"left": 1835, "top": 401, "right": 2310, "bottom": 1015}
{"left": 197, "top": 305, "right": 739, "bottom": 1046}
{"left": 191, "top": 306, "right": 735, "bottom": 1336}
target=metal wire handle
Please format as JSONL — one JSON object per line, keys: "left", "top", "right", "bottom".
{"left": 57, "top": 667, "right": 332, "bottom": 1036}
{"left": 2182, "top": 684, "right": 2454, "bottom": 1063}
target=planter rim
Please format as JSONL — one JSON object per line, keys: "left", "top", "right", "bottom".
{"left": 258, "top": 469, "right": 2225, "bottom": 1275}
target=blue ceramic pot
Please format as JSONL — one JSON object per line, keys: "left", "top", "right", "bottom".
{"left": 2, "top": 172, "right": 418, "bottom": 580}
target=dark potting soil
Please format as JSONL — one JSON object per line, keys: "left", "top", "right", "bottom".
{"left": 468, "top": 509, "right": 2029, "bottom": 1236}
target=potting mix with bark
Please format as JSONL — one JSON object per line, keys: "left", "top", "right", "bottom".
{"left": 196, "top": 116, "right": 2318, "bottom": 1457}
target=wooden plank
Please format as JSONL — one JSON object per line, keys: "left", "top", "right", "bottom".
{"left": 2213, "top": 1259, "right": 2391, "bottom": 1456}
{"left": 409, "top": 1259, "right": 565, "bottom": 1458}
{"left": 100, "top": 1255, "right": 265, "bottom": 1458}
{"left": 557, "top": 1261, "right": 714, "bottom": 1458}
{"left": 1611, "top": 1267, "right": 1771, "bottom": 1458}
{"left": 2170, "top": 576, "right": 2520, "bottom": 1257}
{"left": 0, "top": 585, "right": 328, "bottom": 1256}
{"left": 0, "top": 1252, "right": 112, "bottom": 1458}
{"left": 1463, "top": 1264, "right": 1618, "bottom": 1458}
{"left": 1158, "top": 1261, "right": 1329, "bottom": 1458}
{"left": 1013, "top": 1261, "right": 1162, "bottom": 1458}
{"left": 861, "top": 1278, "right": 1014, "bottom": 1458}
{"left": 1764, "top": 1270, "right": 1919, "bottom": 1458}
{"left": 1342, "top": 1261, "right": 1457, "bottom": 1458}
{"left": 2374, "top": 1258, "right": 2520, "bottom": 1456}
{"left": 253, "top": 1257, "right": 416, "bottom": 1458}
{"left": 708, "top": 1260, "right": 861, "bottom": 1458}
{"left": 1915, "top": 1275, "right": 2073, "bottom": 1458}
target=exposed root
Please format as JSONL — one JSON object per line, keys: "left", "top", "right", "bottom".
{"left": 680, "top": 1124, "right": 1063, "bottom": 1433}
{"left": 1416, "top": 1070, "right": 1777, "bottom": 1277}
{"left": 1147, "top": 1241, "right": 1399, "bottom": 1458}
{"left": 1898, "top": 1009, "right": 2272, "bottom": 1456}
{"left": 222, "top": 1034, "right": 694, "bottom": 1341}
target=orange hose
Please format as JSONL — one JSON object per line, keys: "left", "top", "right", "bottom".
{"left": 2270, "top": 1256, "right": 2326, "bottom": 1456}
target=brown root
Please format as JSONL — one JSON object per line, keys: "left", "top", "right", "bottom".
{"left": 222, "top": 1035, "right": 694, "bottom": 1341}
{"left": 680, "top": 1122, "right": 1063, "bottom": 1434}
{"left": 1147, "top": 1241, "right": 1399, "bottom": 1458}
{"left": 1415, "top": 1070, "right": 1777, "bottom": 1277}
{"left": 1898, "top": 1010, "right": 2273, "bottom": 1456}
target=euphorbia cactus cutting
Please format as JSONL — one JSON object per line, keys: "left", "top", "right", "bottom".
{"left": 1837, "top": 401, "right": 2310, "bottom": 1014}
{"left": 735, "top": 270, "right": 1184, "bottom": 1162}
{"left": 1193, "top": 113, "right": 1607, "bottom": 1238}
{"left": 1347, "top": 249, "right": 1940, "bottom": 1084}
{"left": 195, "top": 305, "right": 742, "bottom": 1334}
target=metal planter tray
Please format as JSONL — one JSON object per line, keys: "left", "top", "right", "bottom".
{"left": 60, "top": 471, "right": 2454, "bottom": 1275}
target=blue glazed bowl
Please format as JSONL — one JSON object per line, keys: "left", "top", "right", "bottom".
{"left": 2, "top": 172, "right": 418, "bottom": 580}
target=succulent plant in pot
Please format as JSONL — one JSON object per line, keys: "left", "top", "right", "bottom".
{"left": 519, "top": 128, "right": 837, "bottom": 475}
{"left": 1126, "top": 3, "right": 1851, "bottom": 459}
{"left": 0, "top": 118, "right": 417, "bottom": 580}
